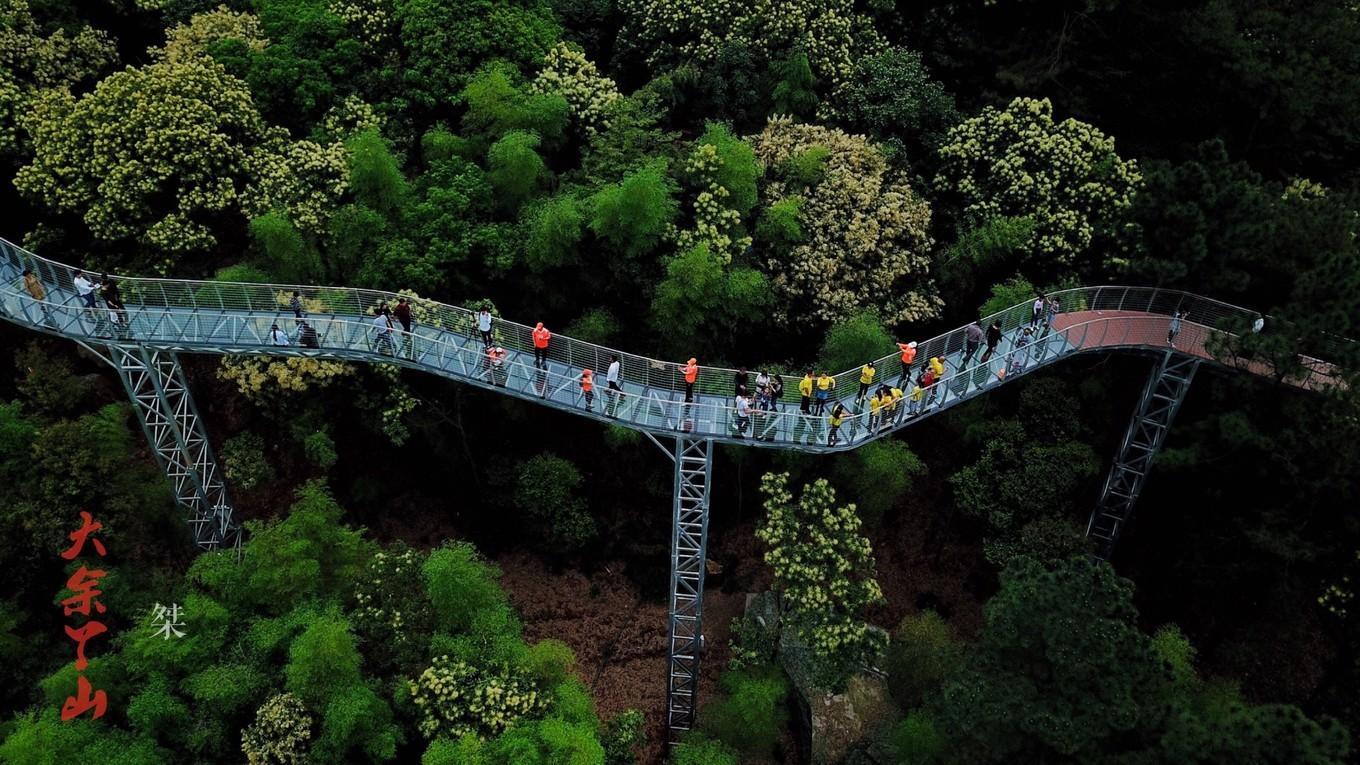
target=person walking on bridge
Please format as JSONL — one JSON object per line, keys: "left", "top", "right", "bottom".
{"left": 532, "top": 322, "right": 551, "bottom": 368}
{"left": 827, "top": 402, "right": 847, "bottom": 446}
{"left": 896, "top": 340, "right": 918, "bottom": 387}
{"left": 21, "top": 268, "right": 53, "bottom": 327}
{"left": 605, "top": 354, "right": 622, "bottom": 417}
{"left": 734, "top": 392, "right": 751, "bottom": 438}
{"left": 73, "top": 269, "right": 98, "bottom": 323}
{"left": 799, "top": 370, "right": 813, "bottom": 414}
{"left": 682, "top": 358, "right": 699, "bottom": 402}
{"left": 857, "top": 361, "right": 877, "bottom": 404}
{"left": 393, "top": 298, "right": 413, "bottom": 333}
{"left": 1043, "top": 295, "right": 1061, "bottom": 337}
{"left": 477, "top": 305, "right": 494, "bottom": 347}
{"left": 1031, "top": 293, "right": 1046, "bottom": 328}
{"left": 981, "top": 320, "right": 1002, "bottom": 362}
{"left": 734, "top": 367, "right": 749, "bottom": 397}
{"left": 290, "top": 291, "right": 303, "bottom": 320}
{"left": 297, "top": 321, "right": 319, "bottom": 348}
{"left": 1167, "top": 310, "right": 1184, "bottom": 347}
{"left": 373, "top": 311, "right": 395, "bottom": 355}
{"left": 579, "top": 368, "right": 595, "bottom": 411}
{"left": 100, "top": 274, "right": 128, "bottom": 338}
{"left": 963, "top": 321, "right": 983, "bottom": 365}
{"left": 769, "top": 374, "right": 784, "bottom": 412}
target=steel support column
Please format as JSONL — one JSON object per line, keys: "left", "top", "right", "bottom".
{"left": 666, "top": 437, "right": 714, "bottom": 742}
{"left": 108, "top": 345, "right": 240, "bottom": 551}
{"left": 1087, "top": 352, "right": 1198, "bottom": 560}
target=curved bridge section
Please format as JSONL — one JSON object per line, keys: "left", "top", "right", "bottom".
{"left": 0, "top": 239, "right": 1336, "bottom": 454}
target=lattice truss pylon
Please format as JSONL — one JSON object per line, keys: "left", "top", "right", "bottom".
{"left": 1087, "top": 352, "right": 1199, "bottom": 559}
{"left": 666, "top": 437, "right": 713, "bottom": 742}
{"left": 107, "top": 345, "right": 240, "bottom": 551}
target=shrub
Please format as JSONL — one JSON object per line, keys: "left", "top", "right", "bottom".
{"left": 406, "top": 656, "right": 546, "bottom": 740}
{"left": 513, "top": 454, "right": 597, "bottom": 553}
{"left": 884, "top": 611, "right": 962, "bottom": 709}
{"left": 701, "top": 667, "right": 789, "bottom": 756}
{"left": 222, "top": 432, "right": 273, "bottom": 491}
{"left": 241, "top": 693, "right": 312, "bottom": 765}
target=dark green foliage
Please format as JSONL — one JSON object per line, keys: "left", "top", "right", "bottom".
{"left": 250, "top": 212, "right": 321, "bottom": 283}
{"left": 819, "top": 311, "right": 893, "bottom": 373}
{"left": 884, "top": 611, "right": 962, "bottom": 710}
{"left": 244, "top": 0, "right": 363, "bottom": 131}
{"left": 672, "top": 734, "right": 739, "bottom": 765}
{"left": 770, "top": 51, "right": 818, "bottom": 118}
{"left": 347, "top": 131, "right": 410, "bottom": 216}
{"left": 893, "top": 711, "right": 945, "bottom": 765}
{"left": 564, "top": 308, "right": 617, "bottom": 345}
{"left": 461, "top": 63, "right": 570, "bottom": 148}
{"left": 699, "top": 667, "right": 789, "bottom": 757}
{"left": 649, "top": 243, "right": 770, "bottom": 353}
{"left": 836, "top": 47, "right": 958, "bottom": 154}
{"left": 602, "top": 709, "right": 645, "bottom": 765}
{"left": 487, "top": 131, "right": 548, "bottom": 211}
{"left": 513, "top": 453, "right": 597, "bottom": 553}
{"left": 834, "top": 440, "right": 926, "bottom": 527}
{"left": 423, "top": 541, "right": 508, "bottom": 633}
{"left": 588, "top": 159, "right": 678, "bottom": 258}
{"left": 524, "top": 193, "right": 585, "bottom": 271}
{"left": 396, "top": 0, "right": 561, "bottom": 111}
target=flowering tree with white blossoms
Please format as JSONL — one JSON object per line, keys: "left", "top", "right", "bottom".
{"left": 757, "top": 472, "right": 886, "bottom": 689}
{"left": 749, "top": 116, "right": 942, "bottom": 326}
{"left": 934, "top": 96, "right": 1142, "bottom": 275}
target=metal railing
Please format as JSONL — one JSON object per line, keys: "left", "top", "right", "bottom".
{"left": 0, "top": 238, "right": 1343, "bottom": 452}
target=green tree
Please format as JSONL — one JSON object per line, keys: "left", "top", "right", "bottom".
{"left": 771, "top": 51, "right": 818, "bottom": 118}
{"left": 487, "top": 131, "right": 548, "bottom": 211}
{"left": 750, "top": 117, "right": 940, "bottom": 325}
{"left": 16, "top": 59, "right": 270, "bottom": 261}
{"left": 423, "top": 541, "right": 508, "bottom": 634}
{"left": 935, "top": 97, "right": 1141, "bottom": 279}
{"left": 700, "top": 667, "right": 789, "bottom": 757}
{"left": 588, "top": 159, "right": 678, "bottom": 259}
{"left": 650, "top": 242, "right": 770, "bottom": 352}
{"left": 462, "top": 62, "right": 570, "bottom": 149}
{"left": 833, "top": 440, "right": 925, "bottom": 527}
{"left": 524, "top": 193, "right": 585, "bottom": 271}
{"left": 671, "top": 734, "right": 738, "bottom": 765}
{"left": 757, "top": 473, "right": 886, "bottom": 689}
{"left": 884, "top": 611, "right": 962, "bottom": 710}
{"left": 835, "top": 46, "right": 957, "bottom": 157}
{"left": 347, "top": 130, "right": 409, "bottom": 216}
{"left": 398, "top": 0, "right": 560, "bottom": 110}
{"left": 513, "top": 454, "right": 597, "bottom": 553}
{"left": 819, "top": 311, "right": 894, "bottom": 375}
{"left": 250, "top": 211, "right": 321, "bottom": 283}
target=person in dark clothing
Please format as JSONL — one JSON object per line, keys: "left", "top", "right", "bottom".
{"left": 297, "top": 321, "right": 319, "bottom": 348}
{"left": 734, "top": 367, "right": 749, "bottom": 396}
{"left": 769, "top": 374, "right": 784, "bottom": 411}
{"left": 290, "top": 291, "right": 303, "bottom": 319}
{"left": 963, "top": 321, "right": 983, "bottom": 365}
{"left": 100, "top": 274, "right": 128, "bottom": 337}
{"left": 393, "top": 298, "right": 413, "bottom": 332}
{"left": 981, "top": 320, "right": 1003, "bottom": 362}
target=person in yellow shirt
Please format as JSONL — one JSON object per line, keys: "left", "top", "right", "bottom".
{"left": 799, "top": 370, "right": 814, "bottom": 414}
{"left": 857, "top": 361, "right": 877, "bottom": 404}
{"left": 908, "top": 381, "right": 925, "bottom": 415}
{"left": 815, "top": 371, "right": 835, "bottom": 415}
{"left": 930, "top": 356, "right": 945, "bottom": 378}
{"left": 888, "top": 386, "right": 904, "bottom": 425}
{"left": 868, "top": 389, "right": 884, "bottom": 432}
{"left": 828, "top": 402, "right": 847, "bottom": 446}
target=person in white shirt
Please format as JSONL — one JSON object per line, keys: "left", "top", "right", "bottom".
{"left": 605, "top": 354, "right": 622, "bottom": 417}
{"left": 373, "top": 312, "right": 394, "bottom": 354}
{"left": 1031, "top": 293, "right": 1046, "bottom": 327}
{"left": 73, "top": 270, "right": 98, "bottom": 310}
{"left": 1251, "top": 315, "right": 1265, "bottom": 333}
{"left": 268, "top": 324, "right": 290, "bottom": 346}
{"left": 477, "top": 306, "right": 493, "bottom": 347}
{"left": 734, "top": 394, "right": 751, "bottom": 437}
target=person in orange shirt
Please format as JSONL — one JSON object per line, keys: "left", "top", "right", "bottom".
{"left": 682, "top": 358, "right": 699, "bottom": 402}
{"left": 532, "top": 322, "right": 551, "bottom": 368}
{"left": 896, "top": 340, "right": 918, "bottom": 387}
{"left": 580, "top": 368, "right": 595, "bottom": 411}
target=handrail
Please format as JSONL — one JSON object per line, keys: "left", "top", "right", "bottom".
{"left": 0, "top": 237, "right": 1344, "bottom": 453}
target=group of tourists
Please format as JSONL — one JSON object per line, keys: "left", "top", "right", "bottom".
{"left": 730, "top": 369, "right": 785, "bottom": 441}
{"left": 23, "top": 268, "right": 130, "bottom": 338}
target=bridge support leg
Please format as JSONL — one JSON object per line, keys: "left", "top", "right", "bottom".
{"left": 1087, "top": 352, "right": 1198, "bottom": 560}
{"left": 666, "top": 437, "right": 713, "bottom": 743}
{"left": 107, "top": 345, "right": 240, "bottom": 551}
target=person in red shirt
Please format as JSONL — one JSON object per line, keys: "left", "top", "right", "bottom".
{"left": 532, "top": 322, "right": 551, "bottom": 368}
{"left": 580, "top": 369, "right": 595, "bottom": 411}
